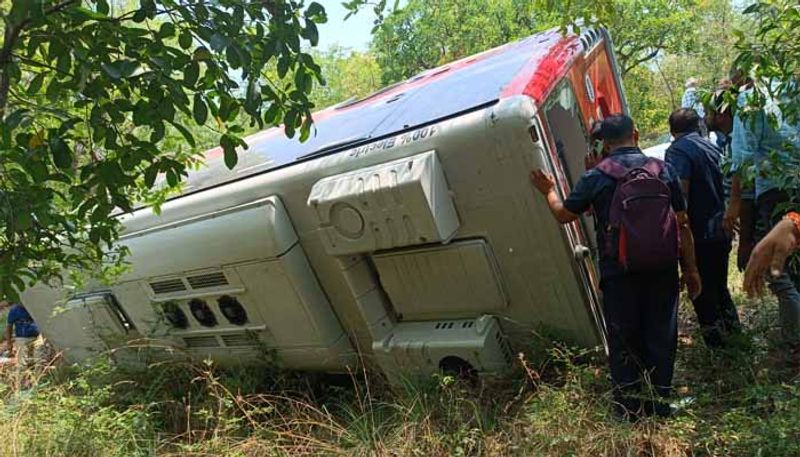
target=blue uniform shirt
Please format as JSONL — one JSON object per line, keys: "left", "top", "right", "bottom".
{"left": 731, "top": 90, "right": 800, "bottom": 199}
{"left": 563, "top": 147, "right": 686, "bottom": 278}
{"left": 665, "top": 132, "right": 728, "bottom": 243}
{"left": 8, "top": 304, "right": 39, "bottom": 338}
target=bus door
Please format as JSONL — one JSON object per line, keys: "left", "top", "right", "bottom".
{"left": 537, "top": 80, "right": 606, "bottom": 349}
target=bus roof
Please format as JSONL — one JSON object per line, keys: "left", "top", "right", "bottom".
{"left": 180, "top": 29, "right": 581, "bottom": 195}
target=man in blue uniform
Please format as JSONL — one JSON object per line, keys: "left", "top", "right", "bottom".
{"left": 3, "top": 301, "right": 43, "bottom": 372}
{"left": 666, "top": 108, "right": 740, "bottom": 348}
{"left": 531, "top": 114, "right": 701, "bottom": 420}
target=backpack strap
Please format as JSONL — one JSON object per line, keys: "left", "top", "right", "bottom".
{"left": 595, "top": 158, "right": 629, "bottom": 180}
{"left": 642, "top": 158, "right": 664, "bottom": 177}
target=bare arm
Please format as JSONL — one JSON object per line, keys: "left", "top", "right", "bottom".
{"left": 530, "top": 169, "right": 580, "bottom": 224}
{"left": 543, "top": 188, "right": 580, "bottom": 224}
{"left": 745, "top": 216, "right": 800, "bottom": 296}
{"left": 724, "top": 174, "right": 742, "bottom": 236}
{"left": 677, "top": 211, "right": 702, "bottom": 299}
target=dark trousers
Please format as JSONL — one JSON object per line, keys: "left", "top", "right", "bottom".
{"left": 692, "top": 240, "right": 741, "bottom": 347}
{"left": 601, "top": 269, "right": 679, "bottom": 416}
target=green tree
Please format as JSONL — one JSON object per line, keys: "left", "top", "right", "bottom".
{"left": 0, "top": 0, "right": 327, "bottom": 299}
{"left": 367, "top": 0, "right": 711, "bottom": 82}
{"left": 623, "top": 0, "right": 741, "bottom": 144}
{"left": 366, "top": 0, "right": 731, "bottom": 141}
{"left": 602, "top": 0, "right": 699, "bottom": 76}
{"left": 624, "top": 65, "right": 673, "bottom": 145}
{"left": 309, "top": 46, "right": 382, "bottom": 109}
{"left": 371, "top": 0, "right": 543, "bottom": 84}
{"left": 732, "top": 0, "right": 800, "bottom": 201}
{"left": 735, "top": 0, "right": 800, "bottom": 125}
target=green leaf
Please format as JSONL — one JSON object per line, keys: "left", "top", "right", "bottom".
{"left": 220, "top": 134, "right": 239, "bottom": 169}
{"left": 28, "top": 160, "right": 49, "bottom": 183}
{"left": 132, "top": 8, "right": 147, "bottom": 22}
{"left": 263, "top": 103, "right": 281, "bottom": 125}
{"left": 26, "top": 73, "right": 46, "bottom": 95}
{"left": 144, "top": 164, "right": 159, "bottom": 188}
{"left": 170, "top": 121, "right": 196, "bottom": 148}
{"left": 193, "top": 47, "right": 212, "bottom": 61}
{"left": 299, "top": 117, "right": 312, "bottom": 142}
{"left": 306, "top": 2, "right": 326, "bottom": 19}
{"left": 95, "top": 0, "right": 110, "bottom": 15}
{"left": 277, "top": 57, "right": 290, "bottom": 78}
{"left": 226, "top": 45, "right": 242, "bottom": 69}
{"left": 159, "top": 22, "right": 176, "bottom": 38}
{"left": 5, "top": 109, "right": 28, "bottom": 129}
{"left": 294, "top": 70, "right": 311, "bottom": 93}
{"left": 184, "top": 61, "right": 200, "bottom": 87}
{"left": 193, "top": 93, "right": 208, "bottom": 125}
{"left": 303, "top": 21, "right": 320, "bottom": 46}
{"left": 49, "top": 136, "right": 73, "bottom": 169}
{"left": 150, "top": 121, "right": 165, "bottom": 142}
{"left": 179, "top": 30, "right": 193, "bottom": 49}
{"left": 218, "top": 96, "right": 234, "bottom": 122}
{"left": 166, "top": 169, "right": 178, "bottom": 187}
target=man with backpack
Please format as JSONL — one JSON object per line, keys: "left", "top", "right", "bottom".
{"left": 666, "top": 108, "right": 740, "bottom": 348}
{"left": 531, "top": 114, "right": 702, "bottom": 420}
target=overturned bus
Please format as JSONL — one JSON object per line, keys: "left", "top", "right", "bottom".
{"left": 23, "top": 28, "right": 628, "bottom": 377}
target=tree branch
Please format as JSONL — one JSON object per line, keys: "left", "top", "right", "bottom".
{"left": 622, "top": 47, "right": 661, "bottom": 75}
{"left": 0, "top": 0, "right": 80, "bottom": 118}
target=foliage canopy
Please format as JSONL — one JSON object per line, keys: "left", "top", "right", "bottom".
{"left": 0, "top": 0, "right": 327, "bottom": 299}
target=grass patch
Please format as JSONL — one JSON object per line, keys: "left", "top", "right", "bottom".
{"left": 2, "top": 269, "right": 799, "bottom": 456}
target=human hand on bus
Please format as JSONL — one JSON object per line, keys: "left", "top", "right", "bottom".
{"left": 682, "top": 268, "right": 702, "bottom": 300}
{"left": 744, "top": 218, "right": 799, "bottom": 296}
{"left": 530, "top": 169, "right": 555, "bottom": 195}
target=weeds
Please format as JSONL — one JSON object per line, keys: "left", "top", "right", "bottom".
{"left": 1, "top": 270, "right": 799, "bottom": 456}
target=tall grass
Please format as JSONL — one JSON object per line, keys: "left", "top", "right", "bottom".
{"left": 1, "top": 270, "right": 799, "bottom": 456}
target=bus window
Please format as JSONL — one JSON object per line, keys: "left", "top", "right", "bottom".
{"left": 543, "top": 81, "right": 590, "bottom": 188}
{"left": 543, "top": 80, "right": 598, "bottom": 254}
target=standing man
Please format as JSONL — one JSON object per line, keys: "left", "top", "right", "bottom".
{"left": 666, "top": 108, "right": 740, "bottom": 348}
{"left": 682, "top": 78, "right": 705, "bottom": 119}
{"left": 705, "top": 84, "right": 758, "bottom": 270}
{"left": 530, "top": 114, "right": 701, "bottom": 420}
{"left": 727, "top": 87, "right": 800, "bottom": 341}
{"left": 3, "top": 300, "right": 43, "bottom": 373}
{"left": 682, "top": 78, "right": 707, "bottom": 136}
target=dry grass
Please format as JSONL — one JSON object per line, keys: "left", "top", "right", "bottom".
{"left": 1, "top": 268, "right": 799, "bottom": 456}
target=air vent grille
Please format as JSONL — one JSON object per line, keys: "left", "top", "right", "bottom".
{"left": 221, "top": 333, "right": 257, "bottom": 347}
{"left": 183, "top": 336, "right": 219, "bottom": 348}
{"left": 579, "top": 28, "right": 602, "bottom": 52}
{"left": 187, "top": 272, "right": 229, "bottom": 289}
{"left": 496, "top": 331, "right": 514, "bottom": 364}
{"left": 150, "top": 278, "right": 187, "bottom": 295}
